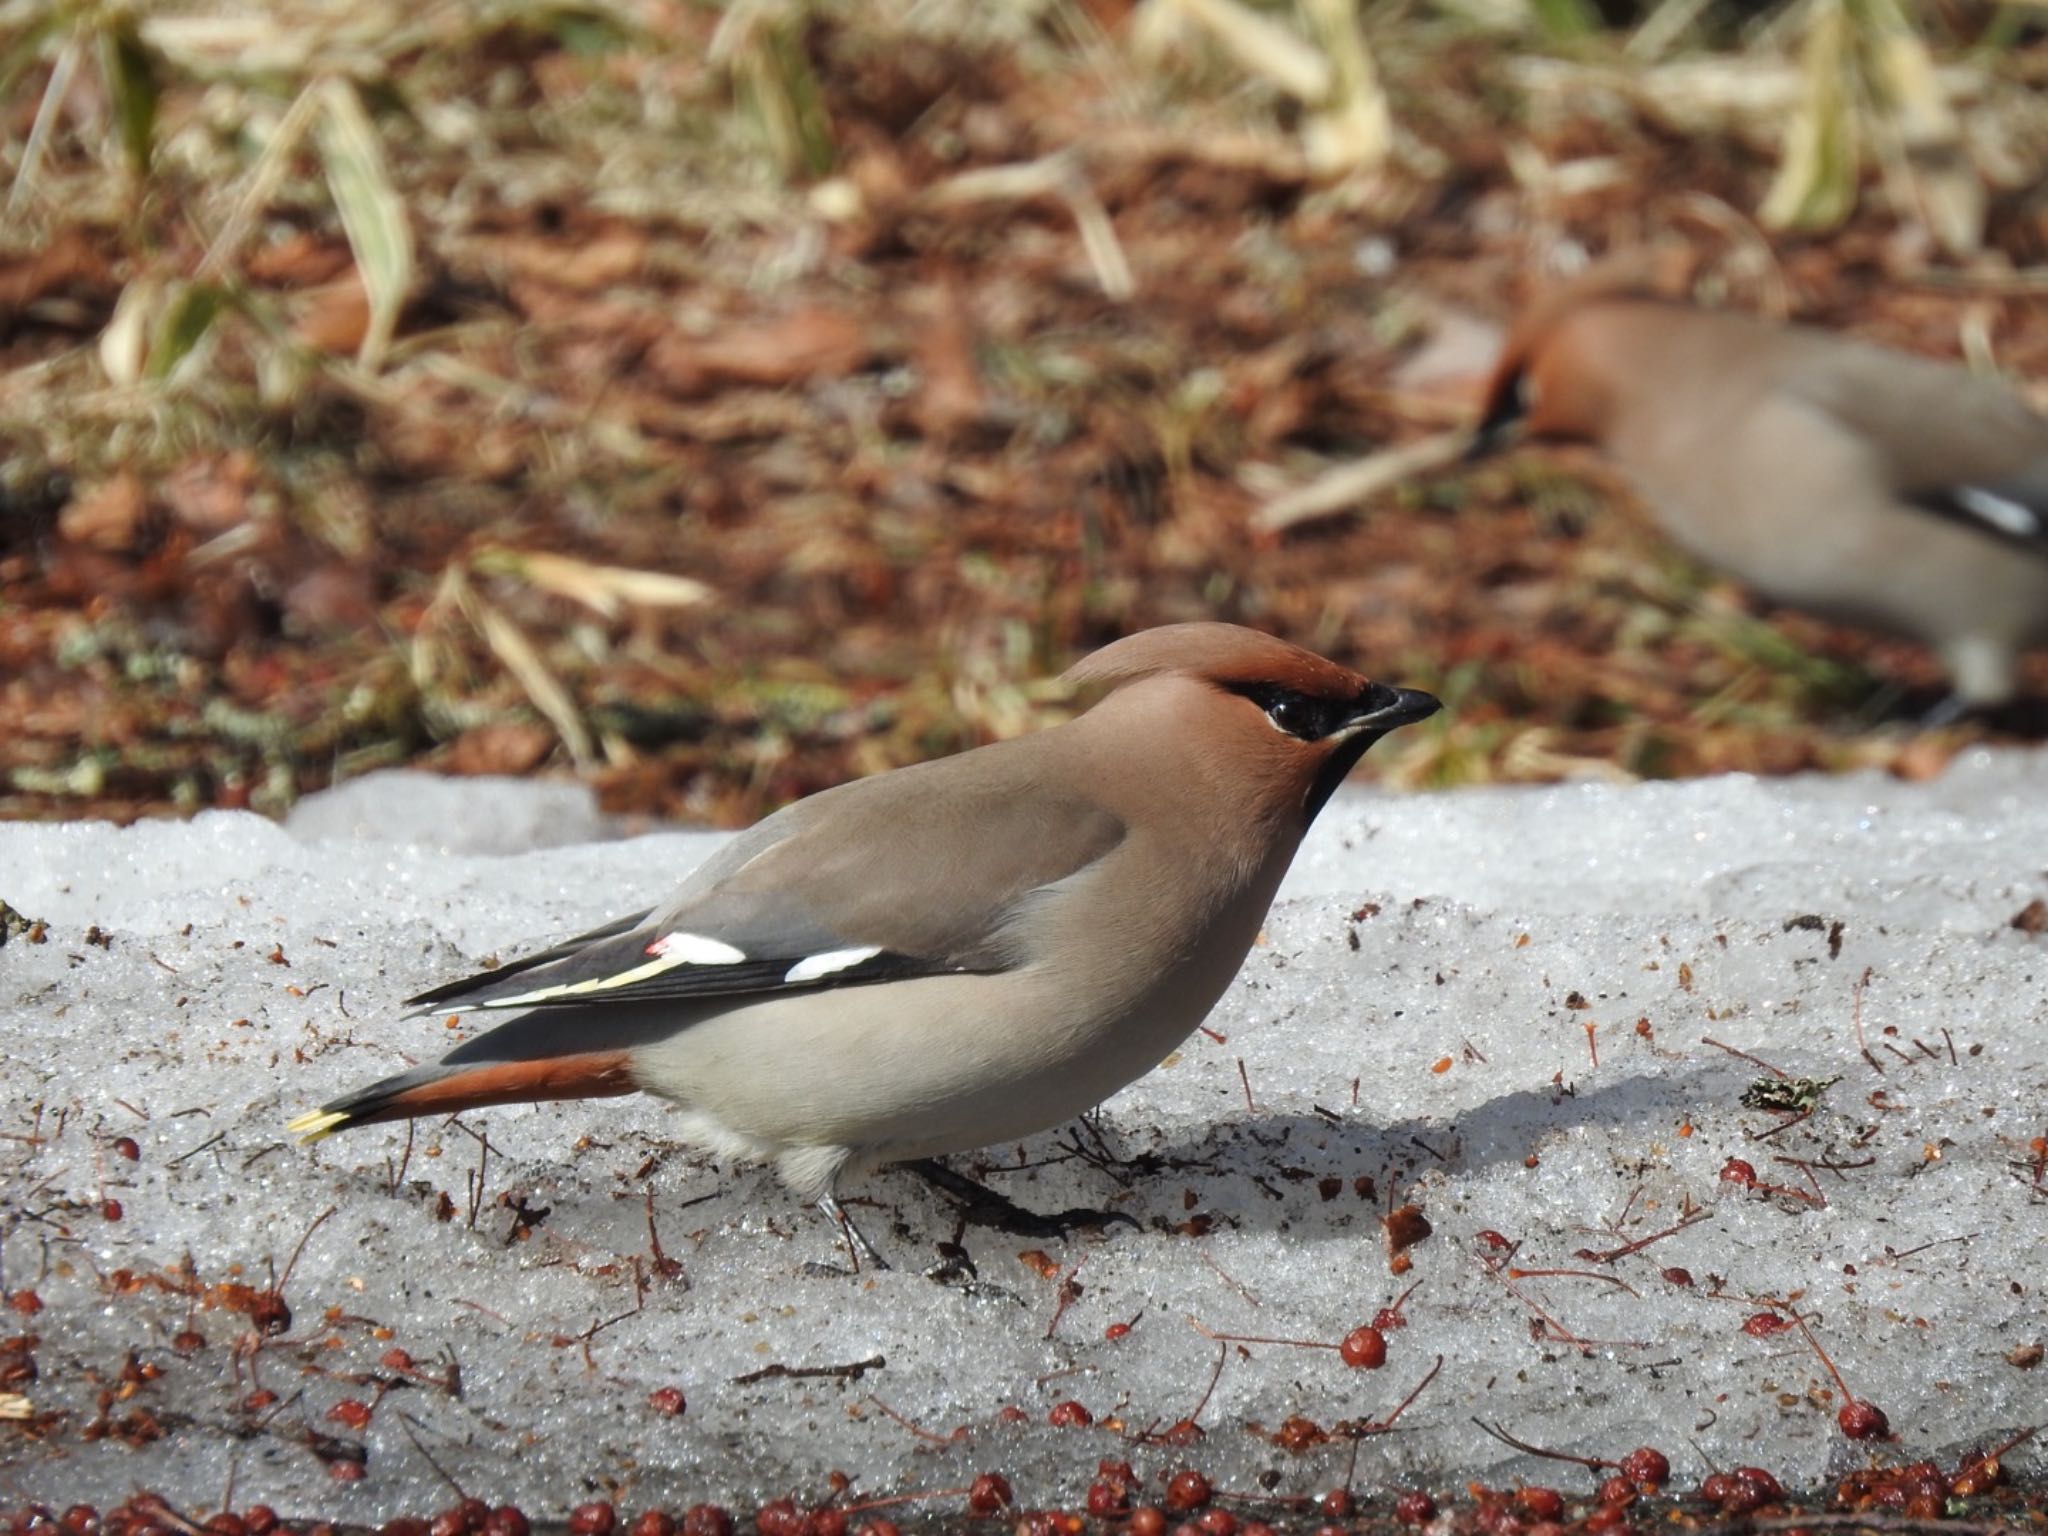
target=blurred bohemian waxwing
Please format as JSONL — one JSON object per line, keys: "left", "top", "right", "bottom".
{"left": 1471, "top": 282, "right": 2048, "bottom": 714}
{"left": 291, "top": 623, "right": 1439, "bottom": 1262}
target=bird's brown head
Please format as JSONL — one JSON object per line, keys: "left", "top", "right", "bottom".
{"left": 1064, "top": 623, "right": 1439, "bottom": 821}
{"left": 1470, "top": 253, "right": 1678, "bottom": 459}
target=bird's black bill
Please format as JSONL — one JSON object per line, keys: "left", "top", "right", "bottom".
{"left": 1346, "top": 684, "right": 1442, "bottom": 732}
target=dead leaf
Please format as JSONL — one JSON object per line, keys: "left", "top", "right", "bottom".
{"left": 2011, "top": 899, "right": 2048, "bottom": 936}
{"left": 908, "top": 277, "right": 987, "bottom": 441}
{"left": 246, "top": 233, "right": 355, "bottom": 288}
{"left": 1383, "top": 1202, "right": 1432, "bottom": 1258}
{"left": 647, "top": 306, "right": 869, "bottom": 397}
{"left": 58, "top": 474, "right": 150, "bottom": 554}
{"left": 0, "top": 228, "right": 111, "bottom": 320}
{"left": 439, "top": 723, "right": 556, "bottom": 777}
{"left": 293, "top": 273, "right": 372, "bottom": 356}
{"left": 489, "top": 226, "right": 649, "bottom": 291}
{"left": 160, "top": 453, "right": 255, "bottom": 536}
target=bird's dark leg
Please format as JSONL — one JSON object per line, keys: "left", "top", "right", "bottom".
{"left": 817, "top": 1191, "right": 891, "bottom": 1272}
{"left": 899, "top": 1157, "right": 1139, "bottom": 1239}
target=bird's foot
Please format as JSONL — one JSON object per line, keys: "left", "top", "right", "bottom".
{"left": 817, "top": 1192, "right": 892, "bottom": 1273}
{"left": 900, "top": 1158, "right": 1139, "bottom": 1239}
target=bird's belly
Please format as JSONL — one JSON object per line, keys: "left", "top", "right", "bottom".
{"left": 630, "top": 927, "right": 1257, "bottom": 1166}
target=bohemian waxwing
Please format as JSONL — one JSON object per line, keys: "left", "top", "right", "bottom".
{"left": 290, "top": 623, "right": 1439, "bottom": 1263}
{"left": 1472, "top": 283, "right": 2048, "bottom": 714}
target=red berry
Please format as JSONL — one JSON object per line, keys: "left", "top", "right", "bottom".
{"left": 568, "top": 1507, "right": 614, "bottom": 1536}
{"left": 171, "top": 1329, "right": 205, "bottom": 1355}
{"left": 1086, "top": 1484, "right": 1128, "bottom": 1519}
{"left": 1719, "top": 1158, "right": 1757, "bottom": 1187}
{"left": 1319, "top": 1490, "right": 1353, "bottom": 1518}
{"left": 1129, "top": 1511, "right": 1167, "bottom": 1536}
{"left": 1597, "top": 1477, "right": 1635, "bottom": 1506}
{"left": 1734, "top": 1468, "right": 1783, "bottom": 1500}
{"left": 1104, "top": 1322, "right": 1131, "bottom": 1340}
{"left": 802, "top": 1511, "right": 846, "bottom": 1536}
{"left": 648, "top": 1386, "right": 687, "bottom": 1416}
{"left": 113, "top": 1138, "right": 141, "bottom": 1161}
{"left": 752, "top": 1501, "right": 800, "bottom": 1536}
{"left": 680, "top": 1508, "right": 730, "bottom": 1536}
{"left": 61, "top": 1511, "right": 98, "bottom": 1536}
{"left": 483, "top": 1511, "right": 528, "bottom": 1536}
{"left": 1395, "top": 1491, "right": 1437, "bottom": 1525}
{"left": 1164, "top": 1471, "right": 1212, "bottom": 1513}
{"left": 381, "top": 1348, "right": 415, "bottom": 1372}
{"left": 1742, "top": 1312, "right": 1792, "bottom": 1337}
{"left": 1339, "top": 1326, "right": 1387, "bottom": 1368}
{"left": 636, "top": 1514, "right": 680, "bottom": 1536}
{"left": 1619, "top": 1447, "right": 1669, "bottom": 1486}
{"left": 379, "top": 1523, "right": 426, "bottom": 1536}
{"left": 326, "top": 1399, "right": 371, "bottom": 1430}
{"left": 1048, "top": 1399, "right": 1093, "bottom": 1427}
{"left": 208, "top": 1517, "right": 247, "bottom": 1536}
{"left": 1515, "top": 1488, "right": 1563, "bottom": 1521}
{"left": 102, "top": 1200, "right": 122, "bottom": 1221}
{"left": 851, "top": 1525, "right": 899, "bottom": 1536}
{"left": 1660, "top": 1267, "right": 1694, "bottom": 1287}
{"left": 1839, "top": 1401, "right": 1889, "bottom": 1440}
{"left": 1705, "top": 1468, "right": 1782, "bottom": 1513}
{"left": 1194, "top": 1511, "right": 1236, "bottom": 1536}
{"left": 966, "top": 1474, "right": 1012, "bottom": 1516}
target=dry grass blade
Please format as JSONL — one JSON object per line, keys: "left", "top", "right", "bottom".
{"left": 196, "top": 79, "right": 325, "bottom": 282}
{"left": 99, "top": 273, "right": 158, "bottom": 387}
{"left": 712, "top": 0, "right": 835, "bottom": 181}
{"left": 6, "top": 31, "right": 81, "bottom": 220}
{"left": 477, "top": 549, "right": 715, "bottom": 620}
{"left": 1253, "top": 429, "right": 1469, "bottom": 533}
{"left": 315, "top": 76, "right": 412, "bottom": 372}
{"left": 1761, "top": 0, "right": 1860, "bottom": 232}
{"left": 1858, "top": 0, "right": 1981, "bottom": 255}
{"left": 451, "top": 573, "right": 596, "bottom": 769}
{"left": 1160, "top": 0, "right": 1332, "bottom": 102}
{"left": 1298, "top": 0, "right": 1392, "bottom": 174}
{"left": 922, "top": 154, "right": 1133, "bottom": 300}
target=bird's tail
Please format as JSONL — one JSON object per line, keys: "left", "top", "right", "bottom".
{"left": 286, "top": 1050, "right": 638, "bottom": 1143}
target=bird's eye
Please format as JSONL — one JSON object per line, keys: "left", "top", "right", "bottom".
{"left": 1266, "top": 694, "right": 1322, "bottom": 740}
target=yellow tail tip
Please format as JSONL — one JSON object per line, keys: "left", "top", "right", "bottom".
{"left": 287, "top": 1109, "right": 350, "bottom": 1143}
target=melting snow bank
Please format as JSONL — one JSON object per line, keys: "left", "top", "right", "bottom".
{"left": 2, "top": 755, "right": 2045, "bottom": 1518}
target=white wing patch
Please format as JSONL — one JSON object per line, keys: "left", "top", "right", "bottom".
{"left": 484, "top": 930, "right": 748, "bottom": 1008}
{"left": 1953, "top": 486, "right": 2041, "bottom": 539}
{"left": 783, "top": 945, "right": 882, "bottom": 985}
{"left": 648, "top": 932, "right": 748, "bottom": 965}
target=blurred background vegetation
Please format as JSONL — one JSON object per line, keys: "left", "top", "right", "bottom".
{"left": 2, "top": 0, "right": 2046, "bottom": 825}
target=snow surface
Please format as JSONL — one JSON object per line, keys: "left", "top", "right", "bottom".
{"left": 3, "top": 755, "right": 2045, "bottom": 1519}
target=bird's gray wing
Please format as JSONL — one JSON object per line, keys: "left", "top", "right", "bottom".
{"left": 1789, "top": 350, "right": 2048, "bottom": 558}
{"left": 403, "top": 752, "right": 1127, "bottom": 1013}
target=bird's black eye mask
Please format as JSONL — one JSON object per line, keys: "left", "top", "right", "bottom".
{"left": 1228, "top": 683, "right": 1356, "bottom": 743}
{"left": 1468, "top": 367, "right": 1532, "bottom": 460}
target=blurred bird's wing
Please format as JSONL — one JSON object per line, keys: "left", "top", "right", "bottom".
{"left": 403, "top": 756, "right": 1127, "bottom": 1014}
{"left": 1789, "top": 351, "right": 2048, "bottom": 558}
